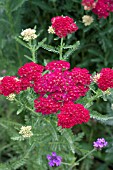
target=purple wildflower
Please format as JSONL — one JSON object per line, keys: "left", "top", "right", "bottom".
{"left": 47, "top": 152, "right": 62, "bottom": 167}
{"left": 93, "top": 138, "right": 108, "bottom": 150}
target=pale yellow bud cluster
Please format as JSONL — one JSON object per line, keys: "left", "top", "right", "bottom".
{"left": 48, "top": 26, "right": 55, "bottom": 34}
{"left": 6, "top": 93, "right": 16, "bottom": 101}
{"left": 19, "top": 126, "right": 33, "bottom": 138}
{"left": 92, "top": 73, "right": 100, "bottom": 83}
{"left": 21, "top": 28, "right": 37, "bottom": 41}
{"left": 82, "top": 15, "right": 94, "bottom": 26}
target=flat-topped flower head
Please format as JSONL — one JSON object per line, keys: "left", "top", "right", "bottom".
{"left": 0, "top": 76, "right": 21, "bottom": 96}
{"left": 92, "top": 0, "right": 110, "bottom": 18}
{"left": 45, "top": 60, "right": 70, "bottom": 72}
{"left": 57, "top": 102, "right": 90, "bottom": 128}
{"left": 47, "top": 152, "right": 62, "bottom": 167}
{"left": 82, "top": 0, "right": 97, "bottom": 10}
{"left": 18, "top": 62, "right": 44, "bottom": 81}
{"left": 97, "top": 68, "right": 113, "bottom": 91}
{"left": 51, "top": 16, "right": 78, "bottom": 38}
{"left": 93, "top": 138, "right": 108, "bottom": 150}
{"left": 21, "top": 28, "right": 37, "bottom": 41}
{"left": 34, "top": 96, "right": 61, "bottom": 115}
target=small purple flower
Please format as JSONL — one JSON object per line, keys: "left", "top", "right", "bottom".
{"left": 93, "top": 138, "right": 108, "bottom": 150}
{"left": 47, "top": 152, "right": 62, "bottom": 167}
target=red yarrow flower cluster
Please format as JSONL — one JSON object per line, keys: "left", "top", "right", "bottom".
{"left": 82, "top": 0, "right": 113, "bottom": 18}
{"left": 51, "top": 16, "right": 78, "bottom": 38}
{"left": 82, "top": 0, "right": 96, "bottom": 10}
{"left": 18, "top": 62, "right": 44, "bottom": 90}
{"left": 34, "top": 60, "right": 91, "bottom": 117}
{"left": 0, "top": 76, "right": 21, "bottom": 96}
{"left": 107, "top": 0, "right": 113, "bottom": 12}
{"left": 0, "top": 60, "right": 91, "bottom": 128}
{"left": 92, "top": 0, "right": 110, "bottom": 18}
{"left": 34, "top": 96, "right": 61, "bottom": 115}
{"left": 45, "top": 60, "right": 70, "bottom": 71}
{"left": 57, "top": 102, "right": 90, "bottom": 128}
{"left": 97, "top": 68, "right": 113, "bottom": 91}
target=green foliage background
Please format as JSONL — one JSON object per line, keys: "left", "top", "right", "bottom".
{"left": 0, "top": 0, "right": 113, "bottom": 170}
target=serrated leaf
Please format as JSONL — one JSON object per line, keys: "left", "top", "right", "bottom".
{"left": 62, "top": 129, "right": 75, "bottom": 153}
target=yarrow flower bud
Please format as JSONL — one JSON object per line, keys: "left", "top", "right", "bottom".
{"left": 47, "top": 152, "right": 62, "bottom": 167}
{"left": 92, "top": 73, "right": 100, "bottom": 83}
{"left": 19, "top": 126, "right": 33, "bottom": 138}
{"left": 21, "top": 28, "right": 37, "bottom": 41}
{"left": 82, "top": 15, "right": 94, "bottom": 26}
{"left": 48, "top": 26, "right": 55, "bottom": 34}
{"left": 6, "top": 93, "right": 16, "bottom": 101}
{"left": 93, "top": 138, "right": 108, "bottom": 150}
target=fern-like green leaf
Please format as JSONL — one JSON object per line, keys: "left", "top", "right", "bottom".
{"left": 62, "top": 129, "right": 75, "bottom": 153}
{"left": 63, "top": 41, "right": 80, "bottom": 59}
{"left": 15, "top": 37, "right": 30, "bottom": 49}
{"left": 90, "top": 111, "right": 113, "bottom": 122}
{"left": 36, "top": 38, "right": 47, "bottom": 50}
{"left": 40, "top": 43, "right": 59, "bottom": 54}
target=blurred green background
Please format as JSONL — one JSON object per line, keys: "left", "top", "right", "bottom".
{"left": 0, "top": 0, "right": 113, "bottom": 169}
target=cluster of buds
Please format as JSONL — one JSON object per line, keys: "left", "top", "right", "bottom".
{"left": 21, "top": 28, "right": 37, "bottom": 41}
{"left": 19, "top": 126, "right": 33, "bottom": 138}
{"left": 82, "top": 15, "right": 94, "bottom": 26}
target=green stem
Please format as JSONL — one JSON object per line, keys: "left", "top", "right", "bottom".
{"left": 59, "top": 38, "right": 64, "bottom": 60}
{"left": 62, "top": 162, "right": 72, "bottom": 165}
{"left": 31, "top": 47, "right": 36, "bottom": 63}
{"left": 70, "top": 148, "right": 96, "bottom": 169}
{"left": 28, "top": 41, "right": 36, "bottom": 63}
{"left": 89, "top": 87, "right": 97, "bottom": 94}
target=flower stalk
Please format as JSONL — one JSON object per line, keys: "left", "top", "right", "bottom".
{"left": 59, "top": 38, "right": 64, "bottom": 60}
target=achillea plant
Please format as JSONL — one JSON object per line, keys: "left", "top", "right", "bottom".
{"left": 0, "top": 13, "right": 113, "bottom": 170}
